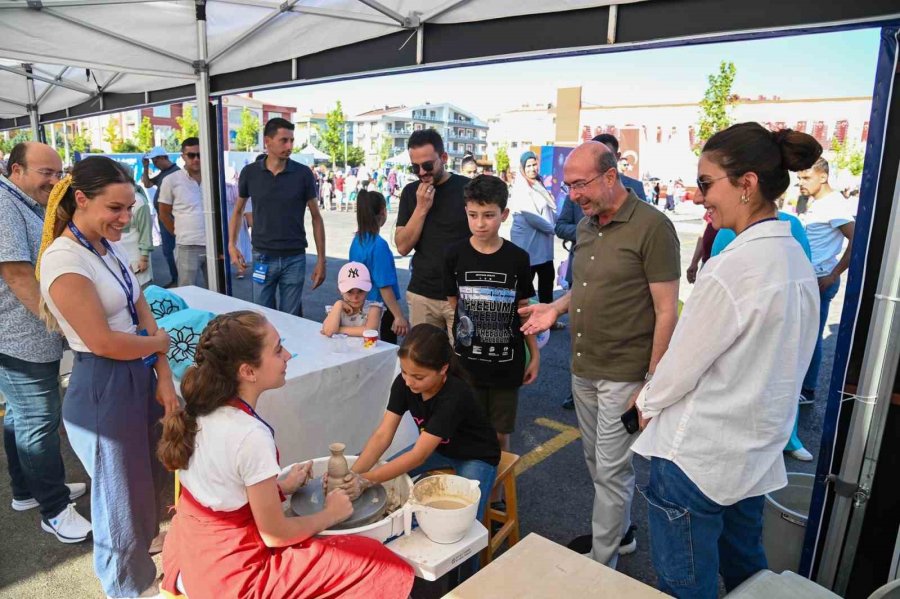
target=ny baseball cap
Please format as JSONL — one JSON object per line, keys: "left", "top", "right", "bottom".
{"left": 338, "top": 262, "right": 372, "bottom": 293}
{"left": 146, "top": 146, "right": 168, "bottom": 159}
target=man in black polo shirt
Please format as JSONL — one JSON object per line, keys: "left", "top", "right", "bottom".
{"left": 395, "top": 129, "right": 469, "bottom": 337}
{"left": 229, "top": 118, "right": 326, "bottom": 316}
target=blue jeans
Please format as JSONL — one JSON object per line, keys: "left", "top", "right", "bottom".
{"left": 65, "top": 353, "right": 165, "bottom": 598}
{"left": 802, "top": 277, "right": 840, "bottom": 395}
{"left": 390, "top": 444, "right": 497, "bottom": 522}
{"left": 0, "top": 353, "right": 69, "bottom": 519}
{"left": 252, "top": 251, "right": 307, "bottom": 317}
{"left": 157, "top": 214, "right": 178, "bottom": 284}
{"left": 641, "top": 458, "right": 767, "bottom": 598}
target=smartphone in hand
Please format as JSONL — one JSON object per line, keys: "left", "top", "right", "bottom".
{"left": 620, "top": 405, "right": 640, "bottom": 435}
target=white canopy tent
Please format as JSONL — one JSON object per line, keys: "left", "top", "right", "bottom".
{"left": 295, "top": 144, "right": 329, "bottom": 161}
{"left": 385, "top": 149, "right": 411, "bottom": 166}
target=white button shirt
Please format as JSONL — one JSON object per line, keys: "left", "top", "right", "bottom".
{"left": 631, "top": 221, "right": 819, "bottom": 506}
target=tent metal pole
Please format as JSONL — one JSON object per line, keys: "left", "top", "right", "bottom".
{"left": 0, "top": 95, "right": 28, "bottom": 108}
{"left": 0, "top": 0, "right": 174, "bottom": 8}
{"left": 195, "top": 0, "right": 221, "bottom": 292}
{"left": 0, "top": 63, "right": 95, "bottom": 96}
{"left": 35, "top": 66, "right": 69, "bottom": 105}
{"left": 355, "top": 0, "right": 407, "bottom": 26}
{"left": 43, "top": 8, "right": 196, "bottom": 66}
{"left": 607, "top": 4, "right": 618, "bottom": 44}
{"left": 24, "top": 64, "right": 40, "bottom": 140}
{"left": 828, "top": 157, "right": 900, "bottom": 594}
{"left": 207, "top": 0, "right": 298, "bottom": 66}
{"left": 214, "top": 0, "right": 398, "bottom": 25}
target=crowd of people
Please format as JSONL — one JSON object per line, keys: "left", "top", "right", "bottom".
{"left": 0, "top": 115, "right": 858, "bottom": 598}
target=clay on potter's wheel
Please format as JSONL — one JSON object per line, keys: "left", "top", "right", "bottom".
{"left": 326, "top": 443, "right": 350, "bottom": 492}
{"left": 291, "top": 479, "right": 388, "bottom": 530}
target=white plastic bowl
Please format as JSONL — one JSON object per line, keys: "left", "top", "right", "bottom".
{"left": 404, "top": 474, "right": 480, "bottom": 544}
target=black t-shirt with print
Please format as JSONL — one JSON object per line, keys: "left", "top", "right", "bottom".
{"left": 444, "top": 239, "right": 535, "bottom": 388}
{"left": 386, "top": 374, "right": 500, "bottom": 466}
{"left": 396, "top": 173, "right": 470, "bottom": 300}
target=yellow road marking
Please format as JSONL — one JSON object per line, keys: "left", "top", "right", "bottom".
{"left": 515, "top": 417, "right": 581, "bottom": 476}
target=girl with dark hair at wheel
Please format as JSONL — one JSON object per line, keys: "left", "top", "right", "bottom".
{"left": 629, "top": 123, "right": 824, "bottom": 598}
{"left": 349, "top": 189, "right": 409, "bottom": 344}
{"left": 157, "top": 311, "right": 413, "bottom": 599}
{"left": 37, "top": 156, "right": 177, "bottom": 599}
{"left": 335, "top": 324, "right": 499, "bottom": 523}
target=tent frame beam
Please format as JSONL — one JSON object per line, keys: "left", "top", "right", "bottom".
{"left": 207, "top": 0, "right": 299, "bottom": 65}
{"left": 0, "top": 0, "right": 174, "bottom": 7}
{"left": 0, "top": 63, "right": 95, "bottom": 95}
{"left": 214, "top": 0, "right": 398, "bottom": 25}
{"left": 355, "top": 0, "right": 409, "bottom": 26}
{"left": 35, "top": 66, "right": 69, "bottom": 105}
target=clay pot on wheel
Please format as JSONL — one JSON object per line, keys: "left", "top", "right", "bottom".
{"left": 326, "top": 442, "right": 350, "bottom": 492}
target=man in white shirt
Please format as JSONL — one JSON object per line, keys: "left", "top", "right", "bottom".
{"left": 158, "top": 137, "right": 207, "bottom": 288}
{"left": 797, "top": 157, "right": 855, "bottom": 405}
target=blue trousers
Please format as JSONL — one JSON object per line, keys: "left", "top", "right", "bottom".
{"left": 802, "top": 277, "right": 840, "bottom": 395}
{"left": 0, "top": 353, "right": 69, "bottom": 519}
{"left": 64, "top": 353, "right": 166, "bottom": 598}
{"left": 390, "top": 444, "right": 497, "bottom": 522}
{"left": 158, "top": 214, "right": 178, "bottom": 284}
{"left": 642, "top": 458, "right": 767, "bottom": 598}
{"left": 252, "top": 251, "right": 307, "bottom": 317}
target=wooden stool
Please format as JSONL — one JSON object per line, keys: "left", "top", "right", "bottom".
{"left": 481, "top": 451, "right": 520, "bottom": 566}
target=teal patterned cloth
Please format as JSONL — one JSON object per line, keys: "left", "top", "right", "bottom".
{"left": 156, "top": 308, "right": 215, "bottom": 379}
{"left": 144, "top": 285, "right": 188, "bottom": 320}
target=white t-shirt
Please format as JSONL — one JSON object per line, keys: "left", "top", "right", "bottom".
{"left": 179, "top": 406, "right": 281, "bottom": 511}
{"left": 158, "top": 169, "right": 206, "bottom": 246}
{"left": 40, "top": 236, "right": 140, "bottom": 353}
{"left": 802, "top": 191, "right": 854, "bottom": 277}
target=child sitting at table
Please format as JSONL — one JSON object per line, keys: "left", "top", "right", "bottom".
{"left": 332, "top": 323, "right": 500, "bottom": 522}
{"left": 157, "top": 310, "right": 413, "bottom": 599}
{"left": 320, "top": 262, "right": 383, "bottom": 338}
{"left": 349, "top": 190, "right": 409, "bottom": 344}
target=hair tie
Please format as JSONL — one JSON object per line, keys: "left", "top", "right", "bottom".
{"left": 771, "top": 128, "right": 792, "bottom": 146}
{"left": 35, "top": 175, "right": 73, "bottom": 281}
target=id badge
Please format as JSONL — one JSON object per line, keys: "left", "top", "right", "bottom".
{"left": 137, "top": 329, "right": 159, "bottom": 368}
{"left": 253, "top": 258, "right": 269, "bottom": 285}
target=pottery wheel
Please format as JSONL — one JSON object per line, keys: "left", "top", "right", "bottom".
{"left": 290, "top": 479, "right": 387, "bottom": 530}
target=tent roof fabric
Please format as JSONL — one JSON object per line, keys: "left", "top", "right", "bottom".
{"left": 1, "top": 0, "right": 898, "bottom": 129}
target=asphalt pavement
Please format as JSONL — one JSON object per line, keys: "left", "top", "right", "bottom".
{"left": 0, "top": 201, "right": 843, "bottom": 598}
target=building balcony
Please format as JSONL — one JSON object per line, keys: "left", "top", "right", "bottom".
{"left": 447, "top": 134, "right": 485, "bottom": 143}
{"left": 449, "top": 119, "right": 483, "bottom": 127}
{"left": 411, "top": 115, "right": 445, "bottom": 124}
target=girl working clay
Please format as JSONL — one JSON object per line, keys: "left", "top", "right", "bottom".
{"left": 334, "top": 323, "right": 500, "bottom": 521}
{"left": 157, "top": 311, "right": 413, "bottom": 599}
{"left": 320, "top": 261, "right": 383, "bottom": 338}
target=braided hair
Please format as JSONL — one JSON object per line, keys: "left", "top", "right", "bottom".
{"left": 157, "top": 310, "right": 268, "bottom": 471}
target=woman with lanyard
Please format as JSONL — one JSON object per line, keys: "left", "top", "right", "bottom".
{"left": 509, "top": 151, "right": 562, "bottom": 326}
{"left": 157, "top": 310, "right": 413, "bottom": 598}
{"left": 37, "top": 156, "right": 177, "bottom": 599}
{"left": 629, "top": 123, "right": 823, "bottom": 598}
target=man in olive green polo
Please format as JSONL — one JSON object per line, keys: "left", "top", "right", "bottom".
{"left": 520, "top": 141, "right": 680, "bottom": 568}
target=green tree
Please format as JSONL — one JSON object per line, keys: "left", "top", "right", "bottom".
{"left": 134, "top": 116, "right": 155, "bottom": 152}
{"left": 234, "top": 107, "right": 260, "bottom": 151}
{"left": 103, "top": 117, "right": 123, "bottom": 151}
{"left": 346, "top": 145, "right": 366, "bottom": 167}
{"left": 0, "top": 130, "right": 30, "bottom": 154}
{"left": 70, "top": 129, "right": 91, "bottom": 153}
{"left": 378, "top": 134, "right": 394, "bottom": 164}
{"left": 831, "top": 137, "right": 866, "bottom": 177}
{"left": 495, "top": 145, "right": 510, "bottom": 176}
{"left": 316, "top": 101, "right": 346, "bottom": 167}
{"left": 695, "top": 61, "right": 738, "bottom": 154}
{"left": 176, "top": 105, "right": 200, "bottom": 143}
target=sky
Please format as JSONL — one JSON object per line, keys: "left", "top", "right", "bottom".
{"left": 254, "top": 28, "right": 882, "bottom": 120}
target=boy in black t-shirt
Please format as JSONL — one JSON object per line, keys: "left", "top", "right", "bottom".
{"left": 444, "top": 175, "right": 540, "bottom": 456}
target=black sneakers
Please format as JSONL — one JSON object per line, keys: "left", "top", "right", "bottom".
{"left": 565, "top": 525, "right": 638, "bottom": 556}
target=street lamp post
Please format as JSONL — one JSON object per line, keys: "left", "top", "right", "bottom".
{"left": 343, "top": 122, "right": 348, "bottom": 170}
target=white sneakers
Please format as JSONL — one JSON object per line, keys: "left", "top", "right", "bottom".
{"left": 41, "top": 503, "right": 92, "bottom": 544}
{"left": 790, "top": 447, "right": 814, "bottom": 462}
{"left": 11, "top": 482, "right": 87, "bottom": 511}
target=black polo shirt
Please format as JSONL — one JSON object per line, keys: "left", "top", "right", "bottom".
{"left": 238, "top": 157, "right": 318, "bottom": 257}
{"left": 396, "top": 173, "right": 469, "bottom": 300}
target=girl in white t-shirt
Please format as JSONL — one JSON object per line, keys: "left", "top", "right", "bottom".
{"left": 36, "top": 156, "right": 178, "bottom": 599}
{"left": 156, "top": 310, "right": 413, "bottom": 598}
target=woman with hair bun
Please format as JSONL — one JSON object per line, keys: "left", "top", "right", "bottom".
{"left": 629, "top": 123, "right": 824, "bottom": 598}
{"left": 157, "top": 311, "right": 413, "bottom": 599}
{"left": 37, "top": 156, "right": 177, "bottom": 598}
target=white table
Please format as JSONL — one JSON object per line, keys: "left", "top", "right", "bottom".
{"left": 172, "top": 286, "right": 419, "bottom": 464}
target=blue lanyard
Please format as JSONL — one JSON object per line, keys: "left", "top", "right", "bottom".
{"left": 0, "top": 177, "right": 44, "bottom": 219}
{"left": 66, "top": 221, "right": 139, "bottom": 327}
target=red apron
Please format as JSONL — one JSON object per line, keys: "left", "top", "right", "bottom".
{"left": 160, "top": 400, "right": 413, "bottom": 599}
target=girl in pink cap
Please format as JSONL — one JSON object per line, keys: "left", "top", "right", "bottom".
{"left": 320, "top": 261, "right": 383, "bottom": 337}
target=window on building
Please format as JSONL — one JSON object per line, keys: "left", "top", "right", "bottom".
{"left": 429, "top": 110, "right": 436, "bottom": 119}
{"left": 154, "top": 126, "right": 172, "bottom": 147}
{"left": 466, "top": 144, "right": 473, "bottom": 152}
{"left": 152, "top": 105, "right": 171, "bottom": 118}
{"left": 268, "top": 112, "right": 283, "bottom": 120}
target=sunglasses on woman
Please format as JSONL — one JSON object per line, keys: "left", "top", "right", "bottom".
{"left": 696, "top": 175, "right": 729, "bottom": 195}
{"left": 409, "top": 161, "right": 435, "bottom": 175}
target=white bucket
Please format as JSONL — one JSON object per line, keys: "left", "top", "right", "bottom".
{"left": 403, "top": 474, "right": 480, "bottom": 544}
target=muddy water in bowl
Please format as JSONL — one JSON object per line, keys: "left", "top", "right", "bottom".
{"left": 404, "top": 474, "right": 480, "bottom": 544}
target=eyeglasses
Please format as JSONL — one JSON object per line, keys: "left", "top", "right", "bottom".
{"left": 409, "top": 160, "right": 435, "bottom": 175}
{"left": 696, "top": 175, "right": 729, "bottom": 196}
{"left": 561, "top": 171, "right": 605, "bottom": 195}
{"left": 26, "top": 167, "right": 64, "bottom": 179}
{"left": 184, "top": 152, "right": 200, "bottom": 160}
